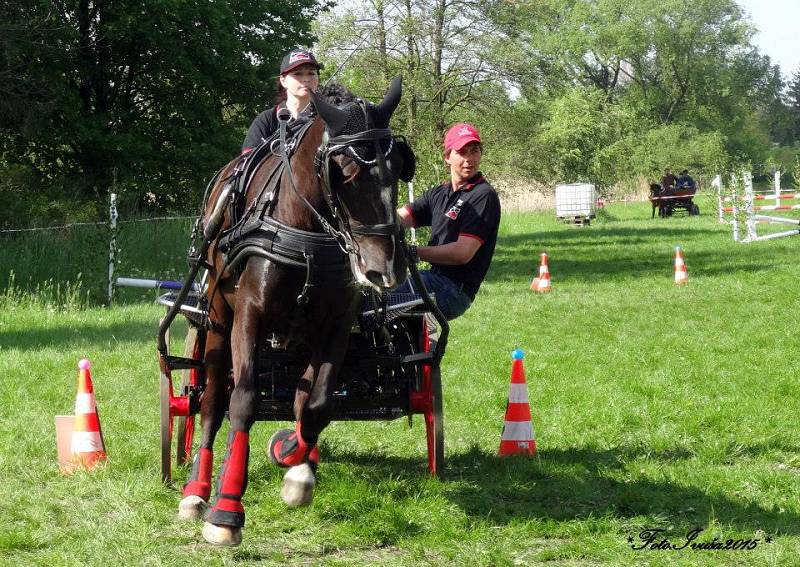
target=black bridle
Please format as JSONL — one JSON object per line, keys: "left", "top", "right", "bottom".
{"left": 277, "top": 100, "right": 400, "bottom": 259}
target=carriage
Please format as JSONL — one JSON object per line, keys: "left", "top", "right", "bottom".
{"left": 156, "top": 264, "right": 448, "bottom": 484}
{"left": 649, "top": 184, "right": 700, "bottom": 218}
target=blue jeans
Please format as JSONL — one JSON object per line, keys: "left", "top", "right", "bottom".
{"left": 394, "top": 270, "right": 472, "bottom": 321}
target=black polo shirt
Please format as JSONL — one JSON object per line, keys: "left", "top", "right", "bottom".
{"left": 404, "top": 172, "right": 501, "bottom": 299}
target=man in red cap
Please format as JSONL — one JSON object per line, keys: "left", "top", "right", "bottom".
{"left": 396, "top": 123, "right": 501, "bottom": 320}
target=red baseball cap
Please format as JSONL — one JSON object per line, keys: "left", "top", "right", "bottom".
{"left": 280, "top": 49, "right": 323, "bottom": 75}
{"left": 443, "top": 123, "right": 481, "bottom": 153}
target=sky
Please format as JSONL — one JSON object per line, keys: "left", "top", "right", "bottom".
{"left": 736, "top": 0, "right": 800, "bottom": 79}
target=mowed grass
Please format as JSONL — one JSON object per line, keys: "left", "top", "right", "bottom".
{"left": 2, "top": 199, "right": 800, "bottom": 565}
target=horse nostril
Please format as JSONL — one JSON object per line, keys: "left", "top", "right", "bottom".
{"left": 365, "top": 270, "right": 394, "bottom": 288}
{"left": 365, "top": 270, "right": 383, "bottom": 286}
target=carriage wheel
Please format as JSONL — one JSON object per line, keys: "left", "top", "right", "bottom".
{"left": 160, "top": 373, "right": 174, "bottom": 483}
{"left": 420, "top": 314, "right": 445, "bottom": 476}
{"left": 691, "top": 203, "right": 700, "bottom": 216}
{"left": 425, "top": 365, "right": 445, "bottom": 476}
{"left": 175, "top": 326, "right": 201, "bottom": 467}
{"left": 159, "top": 319, "right": 173, "bottom": 483}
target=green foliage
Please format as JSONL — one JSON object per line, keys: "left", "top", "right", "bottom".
{"left": 0, "top": 0, "right": 322, "bottom": 227}
{"left": 3, "top": 0, "right": 793, "bottom": 221}
{"left": 595, "top": 124, "right": 728, "bottom": 185}
{"left": 793, "top": 156, "right": 800, "bottom": 190}
{"left": 0, "top": 216, "right": 196, "bottom": 304}
{"left": 532, "top": 88, "right": 632, "bottom": 184}
{"left": 313, "top": 0, "right": 784, "bottom": 197}
{"left": 0, "top": 272, "right": 89, "bottom": 311}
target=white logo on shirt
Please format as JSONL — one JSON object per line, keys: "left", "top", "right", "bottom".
{"left": 445, "top": 199, "right": 464, "bottom": 220}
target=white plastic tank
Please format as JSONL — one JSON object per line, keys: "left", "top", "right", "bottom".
{"left": 555, "top": 183, "right": 596, "bottom": 220}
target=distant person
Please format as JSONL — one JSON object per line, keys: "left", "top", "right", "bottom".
{"left": 660, "top": 168, "right": 677, "bottom": 191}
{"left": 396, "top": 123, "right": 501, "bottom": 321}
{"left": 676, "top": 169, "right": 696, "bottom": 193}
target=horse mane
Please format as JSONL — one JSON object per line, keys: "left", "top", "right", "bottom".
{"left": 317, "top": 82, "right": 358, "bottom": 106}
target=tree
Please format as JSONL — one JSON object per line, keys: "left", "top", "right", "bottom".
{"left": 787, "top": 67, "right": 800, "bottom": 141}
{"left": 484, "top": 0, "right": 779, "bottom": 181}
{"left": 0, "top": 0, "right": 322, "bottom": 224}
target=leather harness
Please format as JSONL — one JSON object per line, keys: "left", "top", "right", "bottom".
{"left": 213, "top": 101, "right": 399, "bottom": 304}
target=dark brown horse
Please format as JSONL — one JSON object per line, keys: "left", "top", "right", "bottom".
{"left": 177, "top": 79, "right": 413, "bottom": 545}
{"left": 649, "top": 183, "right": 664, "bottom": 218}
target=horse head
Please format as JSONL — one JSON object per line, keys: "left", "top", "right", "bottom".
{"left": 311, "top": 77, "right": 412, "bottom": 291}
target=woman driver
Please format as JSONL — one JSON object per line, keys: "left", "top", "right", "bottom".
{"left": 241, "top": 49, "right": 323, "bottom": 153}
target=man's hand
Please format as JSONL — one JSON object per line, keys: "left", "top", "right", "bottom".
{"left": 397, "top": 205, "right": 414, "bottom": 228}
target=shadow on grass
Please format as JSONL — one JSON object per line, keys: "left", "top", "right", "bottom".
{"left": 322, "top": 444, "right": 799, "bottom": 536}
{"left": 0, "top": 318, "right": 158, "bottom": 351}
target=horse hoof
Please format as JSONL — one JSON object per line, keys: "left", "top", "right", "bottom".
{"left": 281, "top": 463, "right": 315, "bottom": 507}
{"left": 202, "top": 521, "right": 242, "bottom": 546}
{"left": 178, "top": 495, "right": 208, "bottom": 521}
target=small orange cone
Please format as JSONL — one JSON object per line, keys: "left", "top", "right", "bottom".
{"left": 674, "top": 246, "right": 688, "bottom": 285}
{"left": 69, "top": 359, "right": 107, "bottom": 470}
{"left": 530, "top": 252, "right": 552, "bottom": 293}
{"left": 498, "top": 349, "right": 537, "bottom": 457}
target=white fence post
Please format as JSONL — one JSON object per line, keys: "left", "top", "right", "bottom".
{"left": 107, "top": 193, "right": 118, "bottom": 304}
{"left": 774, "top": 170, "right": 781, "bottom": 202}
{"left": 743, "top": 171, "right": 756, "bottom": 243}
{"left": 713, "top": 174, "right": 723, "bottom": 223}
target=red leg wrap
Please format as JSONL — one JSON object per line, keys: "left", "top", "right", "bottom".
{"left": 183, "top": 448, "right": 213, "bottom": 500}
{"left": 208, "top": 431, "right": 249, "bottom": 527}
{"left": 280, "top": 421, "right": 309, "bottom": 467}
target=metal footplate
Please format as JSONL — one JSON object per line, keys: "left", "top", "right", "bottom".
{"left": 156, "top": 292, "right": 207, "bottom": 328}
{"left": 163, "top": 355, "right": 205, "bottom": 370}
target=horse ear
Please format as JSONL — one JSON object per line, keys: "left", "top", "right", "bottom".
{"left": 373, "top": 76, "right": 402, "bottom": 127}
{"left": 311, "top": 91, "right": 348, "bottom": 134}
{"left": 396, "top": 139, "right": 416, "bottom": 182}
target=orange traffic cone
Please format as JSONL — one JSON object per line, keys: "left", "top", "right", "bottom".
{"left": 498, "top": 349, "right": 537, "bottom": 457}
{"left": 530, "top": 252, "right": 552, "bottom": 293}
{"left": 674, "top": 246, "right": 688, "bottom": 285}
{"left": 69, "top": 359, "right": 107, "bottom": 470}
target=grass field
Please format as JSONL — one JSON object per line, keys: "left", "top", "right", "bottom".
{"left": 2, "top": 198, "right": 800, "bottom": 565}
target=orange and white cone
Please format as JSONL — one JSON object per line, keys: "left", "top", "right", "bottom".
{"left": 498, "top": 349, "right": 536, "bottom": 457}
{"left": 674, "top": 246, "right": 688, "bottom": 285}
{"left": 70, "top": 359, "right": 107, "bottom": 470}
{"left": 530, "top": 252, "right": 552, "bottom": 293}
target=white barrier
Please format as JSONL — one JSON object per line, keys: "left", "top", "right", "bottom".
{"left": 718, "top": 170, "right": 800, "bottom": 243}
